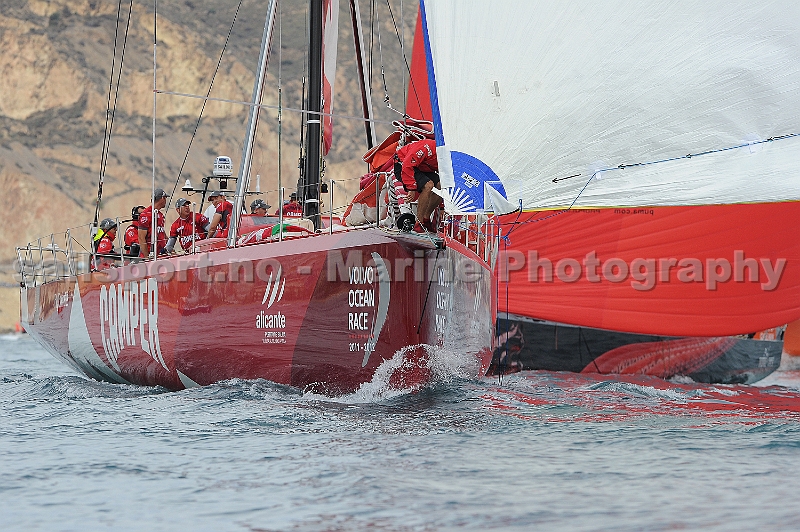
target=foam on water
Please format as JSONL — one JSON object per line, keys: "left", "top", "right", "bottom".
{"left": 583, "top": 379, "right": 698, "bottom": 402}
{"left": 186, "top": 378, "right": 302, "bottom": 402}
{"left": 303, "top": 343, "right": 482, "bottom": 404}
{"left": 16, "top": 374, "right": 166, "bottom": 401}
{"left": 6, "top": 337, "right": 800, "bottom": 530}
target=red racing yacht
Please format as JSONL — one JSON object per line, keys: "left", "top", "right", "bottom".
{"left": 16, "top": 0, "right": 497, "bottom": 394}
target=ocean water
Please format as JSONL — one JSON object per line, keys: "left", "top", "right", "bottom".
{"left": 3, "top": 336, "right": 800, "bottom": 531}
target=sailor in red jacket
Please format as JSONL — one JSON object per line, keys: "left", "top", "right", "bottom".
{"left": 206, "top": 190, "right": 233, "bottom": 238}
{"left": 277, "top": 192, "right": 303, "bottom": 217}
{"left": 124, "top": 205, "right": 145, "bottom": 256}
{"left": 136, "top": 188, "right": 169, "bottom": 257}
{"left": 93, "top": 218, "right": 118, "bottom": 269}
{"left": 165, "top": 198, "right": 210, "bottom": 253}
{"left": 394, "top": 138, "right": 441, "bottom": 231}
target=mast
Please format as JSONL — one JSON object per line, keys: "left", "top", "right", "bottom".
{"left": 228, "top": 0, "right": 278, "bottom": 247}
{"left": 303, "top": 0, "right": 323, "bottom": 227}
{"left": 350, "top": 0, "right": 377, "bottom": 149}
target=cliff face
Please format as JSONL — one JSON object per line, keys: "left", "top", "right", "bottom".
{"left": 0, "top": 0, "right": 418, "bottom": 330}
{"left": 0, "top": 0, "right": 417, "bottom": 262}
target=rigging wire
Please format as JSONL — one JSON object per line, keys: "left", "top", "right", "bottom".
{"left": 383, "top": 0, "right": 423, "bottom": 119}
{"left": 501, "top": 234, "right": 510, "bottom": 382}
{"left": 463, "top": 131, "right": 800, "bottom": 250}
{"left": 151, "top": 0, "right": 157, "bottom": 258}
{"left": 168, "top": 0, "right": 245, "bottom": 201}
{"left": 399, "top": 0, "right": 406, "bottom": 114}
{"left": 277, "top": 0, "right": 283, "bottom": 211}
{"left": 562, "top": 132, "right": 800, "bottom": 215}
{"left": 296, "top": 2, "right": 310, "bottom": 201}
{"left": 155, "top": 90, "right": 396, "bottom": 125}
{"left": 368, "top": 0, "right": 375, "bottom": 97}
{"left": 374, "top": 0, "right": 390, "bottom": 108}
{"left": 93, "top": 0, "right": 134, "bottom": 230}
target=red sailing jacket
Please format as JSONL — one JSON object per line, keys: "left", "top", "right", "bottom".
{"left": 396, "top": 138, "right": 438, "bottom": 191}
{"left": 135, "top": 206, "right": 167, "bottom": 255}
{"left": 169, "top": 213, "right": 209, "bottom": 251}
{"left": 124, "top": 224, "right": 138, "bottom": 249}
{"left": 279, "top": 201, "right": 304, "bottom": 217}
{"left": 94, "top": 235, "right": 116, "bottom": 270}
{"left": 211, "top": 200, "right": 233, "bottom": 237}
{"left": 96, "top": 235, "right": 115, "bottom": 254}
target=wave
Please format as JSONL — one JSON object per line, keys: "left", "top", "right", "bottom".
{"left": 1, "top": 374, "right": 167, "bottom": 402}
{"left": 472, "top": 369, "right": 800, "bottom": 423}
{"left": 302, "top": 343, "right": 482, "bottom": 404}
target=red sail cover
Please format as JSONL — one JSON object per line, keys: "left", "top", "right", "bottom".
{"left": 322, "top": 0, "right": 339, "bottom": 155}
{"left": 496, "top": 203, "right": 800, "bottom": 337}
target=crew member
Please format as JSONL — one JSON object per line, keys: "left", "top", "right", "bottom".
{"left": 136, "top": 188, "right": 169, "bottom": 257}
{"left": 94, "top": 218, "right": 118, "bottom": 269}
{"left": 277, "top": 192, "right": 303, "bottom": 217}
{"left": 125, "top": 205, "right": 145, "bottom": 256}
{"left": 250, "top": 199, "right": 271, "bottom": 216}
{"left": 165, "top": 198, "right": 209, "bottom": 253}
{"left": 203, "top": 191, "right": 222, "bottom": 220}
{"left": 206, "top": 190, "right": 233, "bottom": 238}
{"left": 394, "top": 138, "right": 441, "bottom": 232}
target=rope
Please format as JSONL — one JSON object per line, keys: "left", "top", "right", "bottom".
{"left": 416, "top": 249, "right": 440, "bottom": 335}
{"left": 459, "top": 131, "right": 800, "bottom": 247}
{"left": 169, "top": 0, "right": 245, "bottom": 201}
{"left": 564, "top": 132, "right": 800, "bottom": 211}
{"left": 375, "top": 0, "right": 390, "bottom": 109}
{"left": 384, "top": 0, "right": 424, "bottom": 119}
{"left": 368, "top": 0, "right": 375, "bottom": 94}
{"left": 277, "top": 0, "right": 282, "bottom": 210}
{"left": 500, "top": 234, "right": 510, "bottom": 383}
{"left": 400, "top": 0, "right": 406, "bottom": 111}
{"left": 93, "top": 0, "right": 134, "bottom": 230}
{"left": 151, "top": 0, "right": 157, "bottom": 258}
{"left": 154, "top": 90, "right": 396, "bottom": 124}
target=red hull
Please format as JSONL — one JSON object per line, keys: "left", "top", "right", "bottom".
{"left": 21, "top": 230, "right": 495, "bottom": 394}
{"left": 498, "top": 203, "right": 800, "bottom": 336}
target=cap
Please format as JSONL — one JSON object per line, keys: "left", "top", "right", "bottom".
{"left": 175, "top": 198, "right": 191, "bottom": 208}
{"left": 250, "top": 199, "right": 271, "bottom": 213}
{"left": 289, "top": 192, "right": 297, "bottom": 200}
{"left": 208, "top": 190, "right": 225, "bottom": 199}
{"left": 99, "top": 218, "right": 118, "bottom": 232}
{"left": 153, "top": 188, "right": 169, "bottom": 200}
{"left": 131, "top": 205, "right": 145, "bottom": 220}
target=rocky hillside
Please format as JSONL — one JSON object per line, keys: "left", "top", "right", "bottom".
{"left": 0, "top": 0, "right": 418, "bottom": 329}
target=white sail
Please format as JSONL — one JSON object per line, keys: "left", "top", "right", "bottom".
{"left": 421, "top": 0, "right": 800, "bottom": 210}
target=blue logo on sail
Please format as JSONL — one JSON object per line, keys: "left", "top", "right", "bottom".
{"left": 448, "top": 151, "right": 507, "bottom": 213}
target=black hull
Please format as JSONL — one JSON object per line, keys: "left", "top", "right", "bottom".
{"left": 492, "top": 318, "right": 783, "bottom": 385}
